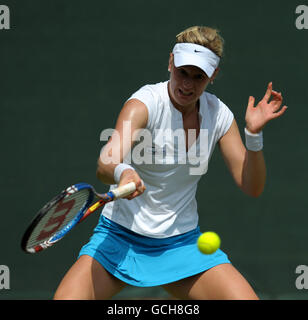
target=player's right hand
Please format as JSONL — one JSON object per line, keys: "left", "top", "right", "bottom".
{"left": 118, "top": 169, "right": 146, "bottom": 200}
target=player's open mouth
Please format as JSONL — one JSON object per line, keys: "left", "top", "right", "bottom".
{"left": 179, "top": 89, "right": 193, "bottom": 97}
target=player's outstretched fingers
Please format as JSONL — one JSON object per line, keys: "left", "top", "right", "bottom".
{"left": 247, "top": 96, "right": 255, "bottom": 110}
{"left": 262, "top": 82, "right": 273, "bottom": 102}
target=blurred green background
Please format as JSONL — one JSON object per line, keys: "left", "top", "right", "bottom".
{"left": 1, "top": 0, "right": 307, "bottom": 299}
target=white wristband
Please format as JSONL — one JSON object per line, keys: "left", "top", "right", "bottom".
{"left": 244, "top": 128, "right": 263, "bottom": 152}
{"left": 114, "top": 163, "right": 135, "bottom": 184}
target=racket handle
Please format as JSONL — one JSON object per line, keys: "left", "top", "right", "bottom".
{"left": 112, "top": 182, "right": 136, "bottom": 199}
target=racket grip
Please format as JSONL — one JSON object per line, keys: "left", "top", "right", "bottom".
{"left": 112, "top": 182, "right": 136, "bottom": 199}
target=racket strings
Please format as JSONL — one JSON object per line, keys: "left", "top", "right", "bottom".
{"left": 26, "top": 189, "right": 92, "bottom": 249}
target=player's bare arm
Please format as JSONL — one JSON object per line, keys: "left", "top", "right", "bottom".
{"left": 219, "top": 82, "right": 287, "bottom": 197}
{"left": 96, "top": 99, "right": 148, "bottom": 198}
{"left": 218, "top": 120, "right": 266, "bottom": 197}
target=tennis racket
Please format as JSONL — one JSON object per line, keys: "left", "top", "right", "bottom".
{"left": 21, "top": 182, "right": 136, "bottom": 254}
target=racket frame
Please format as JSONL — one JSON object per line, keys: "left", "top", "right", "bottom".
{"left": 21, "top": 183, "right": 115, "bottom": 253}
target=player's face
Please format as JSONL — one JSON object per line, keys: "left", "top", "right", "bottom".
{"left": 168, "top": 55, "right": 210, "bottom": 110}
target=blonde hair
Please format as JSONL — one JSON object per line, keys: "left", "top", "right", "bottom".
{"left": 176, "top": 26, "right": 224, "bottom": 58}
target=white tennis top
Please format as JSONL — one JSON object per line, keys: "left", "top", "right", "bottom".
{"left": 102, "top": 81, "right": 234, "bottom": 238}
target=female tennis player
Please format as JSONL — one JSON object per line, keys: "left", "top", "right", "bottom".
{"left": 54, "top": 26, "right": 287, "bottom": 300}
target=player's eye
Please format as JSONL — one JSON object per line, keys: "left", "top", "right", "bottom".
{"left": 179, "top": 68, "right": 188, "bottom": 76}
{"left": 195, "top": 74, "right": 205, "bottom": 81}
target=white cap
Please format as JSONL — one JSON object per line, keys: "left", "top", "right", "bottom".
{"left": 172, "top": 43, "right": 220, "bottom": 78}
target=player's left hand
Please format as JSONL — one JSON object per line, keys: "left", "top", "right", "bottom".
{"left": 245, "top": 82, "right": 288, "bottom": 133}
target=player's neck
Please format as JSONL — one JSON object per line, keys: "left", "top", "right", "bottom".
{"left": 172, "top": 99, "right": 200, "bottom": 118}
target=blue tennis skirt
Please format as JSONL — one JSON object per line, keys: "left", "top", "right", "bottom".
{"left": 78, "top": 215, "right": 230, "bottom": 287}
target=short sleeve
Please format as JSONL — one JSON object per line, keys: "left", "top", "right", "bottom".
{"left": 216, "top": 98, "right": 234, "bottom": 140}
{"left": 127, "top": 85, "right": 159, "bottom": 132}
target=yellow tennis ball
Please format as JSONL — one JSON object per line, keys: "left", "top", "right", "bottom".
{"left": 197, "top": 231, "right": 221, "bottom": 254}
